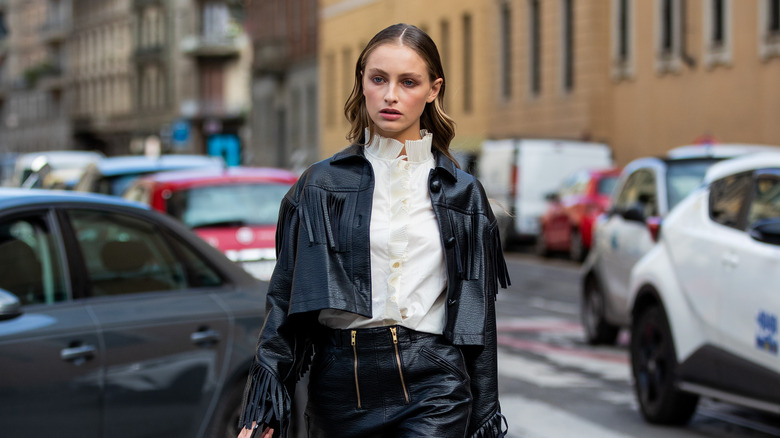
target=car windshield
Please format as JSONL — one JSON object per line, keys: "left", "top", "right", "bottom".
{"left": 597, "top": 176, "right": 618, "bottom": 196}
{"left": 167, "top": 183, "right": 290, "bottom": 228}
{"left": 665, "top": 158, "right": 723, "bottom": 209}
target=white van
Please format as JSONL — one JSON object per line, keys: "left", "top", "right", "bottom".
{"left": 478, "top": 138, "right": 613, "bottom": 245}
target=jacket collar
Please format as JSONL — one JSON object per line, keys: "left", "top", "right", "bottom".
{"left": 331, "top": 144, "right": 458, "bottom": 181}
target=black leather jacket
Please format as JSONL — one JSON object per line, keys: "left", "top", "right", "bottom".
{"left": 239, "top": 145, "right": 510, "bottom": 437}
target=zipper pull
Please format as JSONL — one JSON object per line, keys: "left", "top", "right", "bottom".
{"left": 351, "top": 330, "right": 356, "bottom": 346}
{"left": 390, "top": 326, "right": 398, "bottom": 344}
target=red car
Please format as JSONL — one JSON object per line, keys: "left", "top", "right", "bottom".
{"left": 537, "top": 167, "right": 620, "bottom": 261}
{"left": 123, "top": 166, "right": 298, "bottom": 280}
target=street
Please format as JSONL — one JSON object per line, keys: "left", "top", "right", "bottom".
{"left": 497, "top": 250, "right": 780, "bottom": 438}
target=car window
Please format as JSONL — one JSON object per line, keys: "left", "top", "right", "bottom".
{"left": 666, "top": 158, "right": 721, "bottom": 210}
{"left": 597, "top": 176, "right": 618, "bottom": 196}
{"left": 167, "top": 183, "right": 290, "bottom": 228}
{"left": 614, "top": 169, "right": 658, "bottom": 218}
{"left": 709, "top": 172, "right": 752, "bottom": 229}
{"left": 0, "top": 215, "right": 67, "bottom": 305}
{"left": 747, "top": 175, "right": 780, "bottom": 226}
{"left": 67, "top": 209, "right": 189, "bottom": 297}
{"left": 165, "top": 233, "right": 225, "bottom": 288}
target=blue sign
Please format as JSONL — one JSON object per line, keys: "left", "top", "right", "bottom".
{"left": 172, "top": 120, "right": 190, "bottom": 143}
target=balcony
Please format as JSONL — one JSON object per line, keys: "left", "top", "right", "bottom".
{"left": 180, "top": 99, "right": 245, "bottom": 120}
{"left": 39, "top": 19, "right": 71, "bottom": 44}
{"left": 134, "top": 45, "right": 166, "bottom": 63}
{"left": 134, "top": 0, "right": 163, "bottom": 7}
{"left": 253, "top": 37, "right": 289, "bottom": 75}
{"left": 180, "top": 32, "right": 245, "bottom": 58}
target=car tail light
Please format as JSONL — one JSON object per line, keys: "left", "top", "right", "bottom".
{"left": 647, "top": 216, "right": 662, "bottom": 242}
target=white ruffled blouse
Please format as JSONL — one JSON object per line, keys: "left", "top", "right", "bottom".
{"left": 318, "top": 130, "right": 447, "bottom": 335}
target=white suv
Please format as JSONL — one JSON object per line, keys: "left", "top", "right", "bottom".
{"left": 580, "top": 144, "right": 780, "bottom": 345}
{"left": 628, "top": 152, "right": 780, "bottom": 424}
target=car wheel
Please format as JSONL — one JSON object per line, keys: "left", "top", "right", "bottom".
{"left": 631, "top": 304, "right": 699, "bottom": 425}
{"left": 569, "top": 228, "right": 586, "bottom": 262}
{"left": 206, "top": 381, "right": 245, "bottom": 438}
{"left": 581, "top": 275, "right": 619, "bottom": 345}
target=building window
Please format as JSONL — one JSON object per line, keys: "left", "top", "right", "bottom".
{"left": 342, "top": 47, "right": 352, "bottom": 125}
{"left": 759, "top": 0, "right": 780, "bottom": 59}
{"left": 500, "top": 2, "right": 512, "bottom": 99}
{"left": 612, "top": 0, "right": 634, "bottom": 79}
{"left": 462, "top": 13, "right": 473, "bottom": 113}
{"left": 529, "top": 0, "right": 541, "bottom": 96}
{"left": 703, "top": 0, "right": 732, "bottom": 68}
{"left": 325, "top": 52, "right": 335, "bottom": 127}
{"left": 561, "top": 0, "right": 574, "bottom": 93}
{"left": 440, "top": 19, "right": 450, "bottom": 76}
{"left": 655, "top": 0, "right": 682, "bottom": 73}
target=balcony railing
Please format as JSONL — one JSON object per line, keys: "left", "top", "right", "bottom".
{"left": 253, "top": 37, "right": 289, "bottom": 75}
{"left": 180, "top": 99, "right": 245, "bottom": 119}
{"left": 39, "top": 19, "right": 72, "bottom": 43}
{"left": 180, "top": 32, "right": 245, "bottom": 58}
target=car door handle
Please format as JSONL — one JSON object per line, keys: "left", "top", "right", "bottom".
{"left": 61, "top": 344, "right": 96, "bottom": 362}
{"left": 190, "top": 329, "right": 221, "bottom": 346}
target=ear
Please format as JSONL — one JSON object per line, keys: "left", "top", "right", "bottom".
{"left": 426, "top": 78, "right": 443, "bottom": 103}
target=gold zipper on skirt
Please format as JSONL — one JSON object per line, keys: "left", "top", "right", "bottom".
{"left": 390, "top": 327, "right": 410, "bottom": 404}
{"left": 351, "top": 330, "right": 362, "bottom": 408}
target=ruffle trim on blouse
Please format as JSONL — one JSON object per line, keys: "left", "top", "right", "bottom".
{"left": 469, "top": 410, "right": 509, "bottom": 438}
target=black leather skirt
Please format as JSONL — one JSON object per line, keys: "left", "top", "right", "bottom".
{"left": 305, "top": 325, "right": 473, "bottom": 438}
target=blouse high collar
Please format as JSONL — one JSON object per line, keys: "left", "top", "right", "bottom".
{"left": 363, "top": 129, "right": 434, "bottom": 164}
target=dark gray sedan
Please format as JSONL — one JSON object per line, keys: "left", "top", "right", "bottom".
{"left": 0, "top": 188, "right": 266, "bottom": 438}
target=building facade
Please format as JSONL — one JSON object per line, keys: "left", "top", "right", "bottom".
{"left": 245, "top": 0, "right": 318, "bottom": 172}
{"left": 0, "top": 0, "right": 252, "bottom": 159}
{"left": 319, "top": 0, "right": 780, "bottom": 166}
{"left": 0, "top": 0, "right": 74, "bottom": 154}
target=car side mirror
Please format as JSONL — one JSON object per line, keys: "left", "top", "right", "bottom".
{"left": 622, "top": 205, "right": 646, "bottom": 223}
{"left": 0, "top": 288, "right": 22, "bottom": 321}
{"left": 748, "top": 218, "right": 780, "bottom": 246}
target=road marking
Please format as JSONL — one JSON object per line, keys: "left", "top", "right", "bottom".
{"left": 501, "top": 393, "right": 634, "bottom": 438}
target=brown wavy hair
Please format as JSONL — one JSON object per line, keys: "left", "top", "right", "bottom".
{"left": 344, "top": 23, "right": 457, "bottom": 164}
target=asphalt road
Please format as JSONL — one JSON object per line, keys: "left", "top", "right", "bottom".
{"left": 496, "top": 249, "right": 780, "bottom": 438}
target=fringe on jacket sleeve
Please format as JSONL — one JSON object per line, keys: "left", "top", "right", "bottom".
{"left": 239, "top": 362, "right": 291, "bottom": 437}
{"left": 469, "top": 409, "right": 509, "bottom": 438}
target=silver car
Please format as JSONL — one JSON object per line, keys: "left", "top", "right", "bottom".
{"left": 0, "top": 188, "right": 265, "bottom": 438}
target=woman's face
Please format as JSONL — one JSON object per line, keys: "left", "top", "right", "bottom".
{"left": 362, "top": 43, "right": 442, "bottom": 143}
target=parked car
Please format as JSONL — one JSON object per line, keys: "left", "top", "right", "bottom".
{"left": 73, "top": 154, "right": 225, "bottom": 196}
{"left": 10, "top": 150, "right": 105, "bottom": 189}
{"left": 580, "top": 143, "right": 780, "bottom": 345}
{"left": 478, "top": 138, "right": 613, "bottom": 247}
{"left": 628, "top": 152, "right": 780, "bottom": 425}
{"left": 123, "top": 166, "right": 298, "bottom": 281}
{"left": 537, "top": 167, "right": 621, "bottom": 261}
{"left": 0, "top": 188, "right": 265, "bottom": 438}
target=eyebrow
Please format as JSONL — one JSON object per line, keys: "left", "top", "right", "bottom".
{"left": 365, "top": 67, "right": 425, "bottom": 80}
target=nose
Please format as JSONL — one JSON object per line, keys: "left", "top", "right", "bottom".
{"left": 384, "top": 83, "right": 398, "bottom": 104}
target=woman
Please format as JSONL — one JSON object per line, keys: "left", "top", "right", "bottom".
{"left": 238, "top": 23, "right": 509, "bottom": 438}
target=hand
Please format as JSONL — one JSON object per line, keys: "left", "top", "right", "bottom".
{"left": 238, "top": 423, "right": 274, "bottom": 438}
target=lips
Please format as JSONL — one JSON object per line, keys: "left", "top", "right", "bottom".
{"left": 379, "top": 108, "right": 402, "bottom": 121}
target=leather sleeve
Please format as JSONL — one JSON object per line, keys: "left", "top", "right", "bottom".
{"left": 465, "top": 215, "right": 510, "bottom": 438}
{"left": 238, "top": 192, "right": 312, "bottom": 438}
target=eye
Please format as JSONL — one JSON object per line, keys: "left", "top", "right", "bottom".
{"left": 371, "top": 76, "right": 384, "bottom": 84}
{"left": 402, "top": 79, "right": 416, "bottom": 87}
